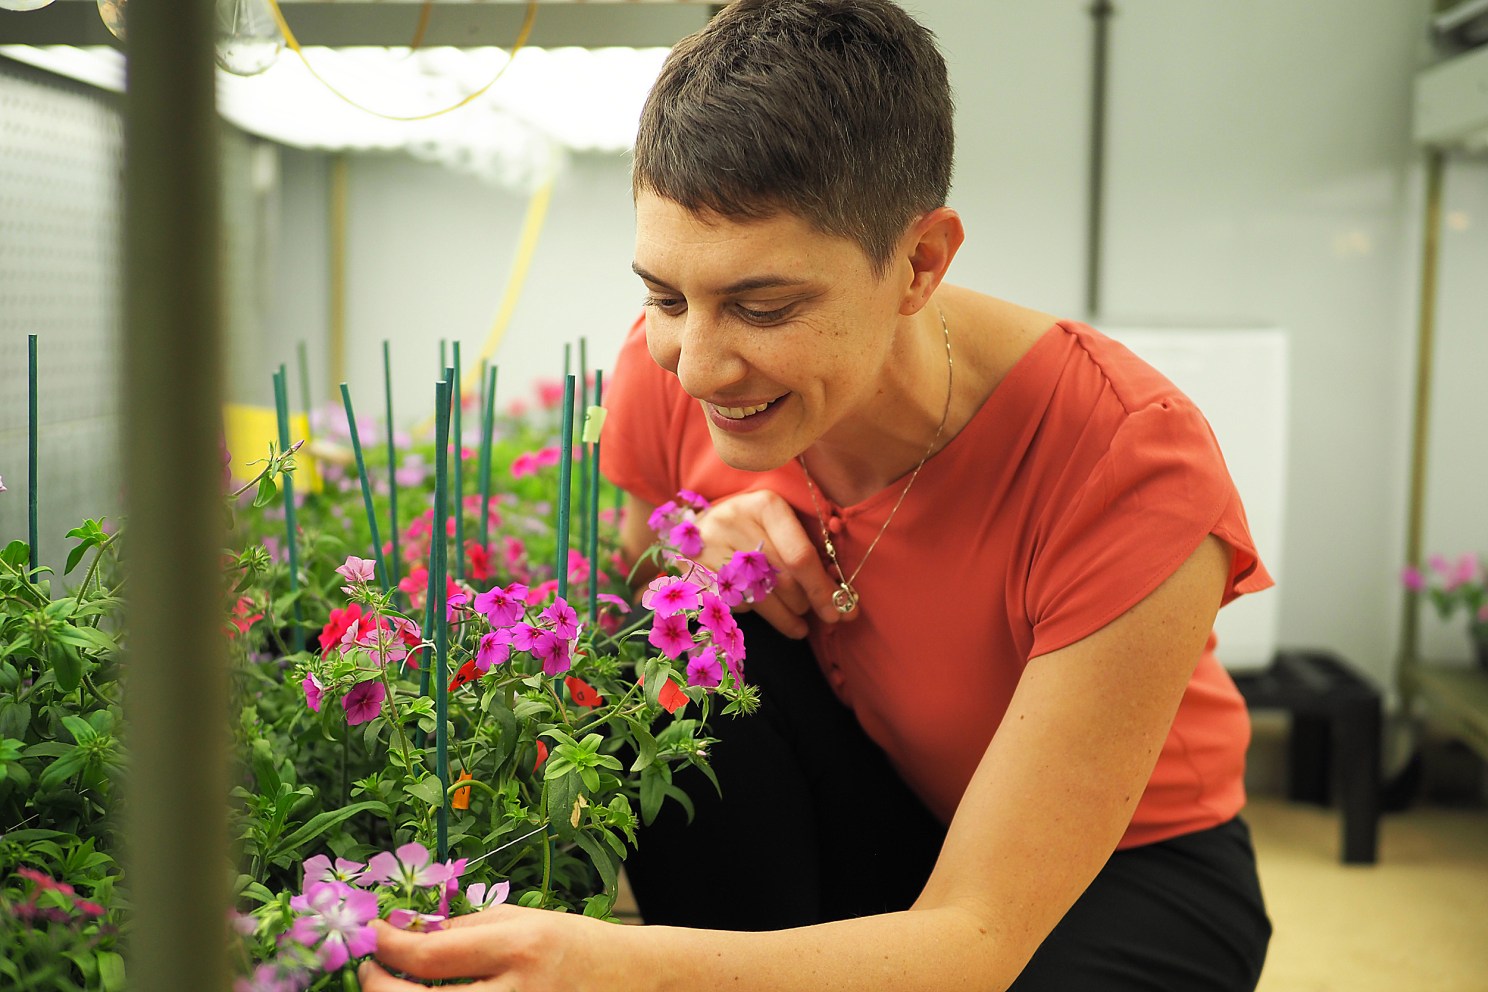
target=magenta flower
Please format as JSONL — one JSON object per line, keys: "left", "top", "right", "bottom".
{"left": 597, "top": 593, "right": 631, "bottom": 615}
{"left": 530, "top": 629, "right": 573, "bottom": 676}
{"left": 647, "top": 500, "right": 680, "bottom": 534}
{"left": 676, "top": 489, "right": 710, "bottom": 513}
{"left": 686, "top": 647, "right": 723, "bottom": 689}
{"left": 286, "top": 881, "right": 379, "bottom": 970}
{"left": 648, "top": 613, "right": 693, "bottom": 659}
{"left": 714, "top": 621, "right": 747, "bottom": 670}
{"left": 341, "top": 680, "right": 386, "bottom": 726}
{"left": 363, "top": 842, "right": 451, "bottom": 889}
{"left": 474, "top": 582, "right": 528, "bottom": 627}
{"left": 713, "top": 565, "right": 747, "bottom": 608}
{"left": 696, "top": 591, "right": 734, "bottom": 636}
{"left": 1401, "top": 566, "right": 1426, "bottom": 592}
{"left": 302, "top": 673, "right": 324, "bottom": 713}
{"left": 644, "top": 578, "right": 701, "bottom": 618}
{"left": 540, "top": 597, "right": 580, "bottom": 640}
{"left": 446, "top": 586, "right": 470, "bottom": 621}
{"left": 669, "top": 519, "right": 704, "bottom": 558}
{"left": 475, "top": 628, "right": 514, "bottom": 673}
{"left": 234, "top": 961, "right": 310, "bottom": 992}
{"left": 302, "top": 854, "right": 366, "bottom": 886}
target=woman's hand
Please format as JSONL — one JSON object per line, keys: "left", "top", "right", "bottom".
{"left": 621, "top": 490, "right": 846, "bottom": 639}
{"left": 357, "top": 905, "right": 635, "bottom": 992}
{"left": 691, "top": 490, "right": 848, "bottom": 639}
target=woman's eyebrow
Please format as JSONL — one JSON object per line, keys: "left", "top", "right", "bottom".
{"left": 631, "top": 263, "right": 810, "bottom": 296}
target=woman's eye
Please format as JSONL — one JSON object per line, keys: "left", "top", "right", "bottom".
{"left": 643, "top": 295, "right": 685, "bottom": 315}
{"left": 738, "top": 304, "right": 792, "bottom": 323}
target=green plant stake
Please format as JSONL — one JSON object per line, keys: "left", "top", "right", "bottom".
{"left": 586, "top": 369, "right": 604, "bottom": 625}
{"left": 383, "top": 340, "right": 401, "bottom": 591}
{"left": 27, "top": 334, "right": 38, "bottom": 573}
{"left": 578, "top": 337, "right": 589, "bottom": 570}
{"left": 478, "top": 364, "right": 498, "bottom": 551}
{"left": 452, "top": 343, "right": 465, "bottom": 583}
{"left": 296, "top": 339, "right": 312, "bottom": 431}
{"left": 273, "top": 368, "right": 305, "bottom": 653}
{"left": 556, "top": 374, "right": 576, "bottom": 603}
{"left": 431, "top": 377, "right": 453, "bottom": 860}
{"left": 339, "top": 383, "right": 391, "bottom": 593}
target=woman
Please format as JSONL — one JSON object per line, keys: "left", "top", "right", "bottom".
{"left": 361, "top": 1, "right": 1273, "bottom": 988}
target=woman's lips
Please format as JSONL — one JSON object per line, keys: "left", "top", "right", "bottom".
{"left": 705, "top": 396, "right": 784, "bottom": 433}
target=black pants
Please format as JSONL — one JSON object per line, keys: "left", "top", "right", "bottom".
{"left": 624, "top": 615, "right": 1272, "bottom": 990}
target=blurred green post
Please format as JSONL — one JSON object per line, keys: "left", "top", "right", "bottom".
{"left": 119, "top": 0, "right": 231, "bottom": 986}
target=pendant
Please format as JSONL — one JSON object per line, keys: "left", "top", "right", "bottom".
{"left": 831, "top": 583, "right": 859, "bottom": 615}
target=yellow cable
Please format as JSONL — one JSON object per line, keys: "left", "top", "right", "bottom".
{"left": 263, "top": 0, "right": 538, "bottom": 122}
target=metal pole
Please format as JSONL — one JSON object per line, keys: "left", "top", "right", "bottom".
{"left": 329, "top": 153, "right": 349, "bottom": 396}
{"left": 1085, "top": 0, "right": 1114, "bottom": 319}
{"left": 120, "top": 0, "right": 231, "bottom": 986}
{"left": 1400, "top": 150, "right": 1446, "bottom": 684}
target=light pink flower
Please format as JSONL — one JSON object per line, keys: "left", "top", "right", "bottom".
{"left": 363, "top": 842, "right": 452, "bottom": 889}
{"left": 286, "top": 881, "right": 379, "bottom": 970}
{"left": 302, "top": 673, "right": 324, "bottom": 713}
{"left": 336, "top": 555, "right": 378, "bottom": 593}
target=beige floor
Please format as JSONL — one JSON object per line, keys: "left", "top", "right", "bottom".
{"left": 1248, "top": 794, "right": 1488, "bottom": 991}
{"left": 617, "top": 739, "right": 1488, "bottom": 990}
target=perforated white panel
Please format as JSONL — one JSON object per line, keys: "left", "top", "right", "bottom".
{"left": 0, "top": 57, "right": 123, "bottom": 578}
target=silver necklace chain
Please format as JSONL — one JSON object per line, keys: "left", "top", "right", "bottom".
{"left": 798, "top": 308, "right": 954, "bottom": 615}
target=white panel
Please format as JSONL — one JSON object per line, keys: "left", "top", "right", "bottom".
{"left": 0, "top": 57, "right": 122, "bottom": 578}
{"left": 1101, "top": 325, "right": 1289, "bottom": 670}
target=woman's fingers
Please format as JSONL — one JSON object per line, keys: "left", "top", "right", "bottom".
{"left": 363, "top": 919, "right": 514, "bottom": 983}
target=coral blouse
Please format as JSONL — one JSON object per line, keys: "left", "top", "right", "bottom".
{"left": 601, "top": 316, "right": 1273, "bottom": 848}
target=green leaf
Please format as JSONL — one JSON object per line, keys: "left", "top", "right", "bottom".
{"left": 39, "top": 748, "right": 88, "bottom": 790}
{"left": 64, "top": 541, "right": 90, "bottom": 576}
{"left": 97, "top": 950, "right": 126, "bottom": 991}
{"left": 628, "top": 724, "right": 657, "bottom": 773}
{"left": 403, "top": 777, "right": 446, "bottom": 808}
{"left": 573, "top": 828, "right": 618, "bottom": 894}
{"left": 269, "top": 800, "right": 387, "bottom": 861}
{"left": 53, "top": 624, "right": 117, "bottom": 654}
{"left": 639, "top": 764, "right": 667, "bottom": 825}
{"left": 1, "top": 541, "right": 30, "bottom": 569}
{"left": 253, "top": 474, "right": 278, "bottom": 508}
{"left": 50, "top": 643, "right": 83, "bottom": 692}
{"left": 60, "top": 714, "right": 98, "bottom": 744}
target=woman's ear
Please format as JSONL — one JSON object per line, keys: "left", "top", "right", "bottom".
{"left": 898, "top": 207, "right": 965, "bottom": 316}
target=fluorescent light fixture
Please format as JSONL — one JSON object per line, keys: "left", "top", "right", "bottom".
{"left": 0, "top": 42, "right": 669, "bottom": 184}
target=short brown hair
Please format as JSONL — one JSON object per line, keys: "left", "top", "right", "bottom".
{"left": 633, "top": 0, "right": 955, "bottom": 273}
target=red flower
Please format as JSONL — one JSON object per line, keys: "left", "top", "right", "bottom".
{"left": 657, "top": 679, "right": 688, "bottom": 715}
{"left": 449, "top": 659, "right": 481, "bottom": 692}
{"left": 532, "top": 739, "right": 548, "bottom": 773}
{"left": 466, "top": 541, "right": 493, "bottom": 582}
{"left": 319, "top": 602, "right": 364, "bottom": 656}
{"left": 227, "top": 596, "right": 263, "bottom": 638}
{"left": 564, "top": 676, "right": 603, "bottom": 708}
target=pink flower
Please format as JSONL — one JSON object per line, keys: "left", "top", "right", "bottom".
{"left": 686, "top": 647, "right": 723, "bottom": 689}
{"left": 1401, "top": 565, "right": 1426, "bottom": 592}
{"left": 648, "top": 613, "right": 693, "bottom": 659}
{"left": 302, "top": 673, "right": 324, "bottom": 713}
{"left": 597, "top": 593, "right": 631, "bottom": 615}
{"left": 535, "top": 446, "right": 563, "bottom": 469}
{"left": 465, "top": 880, "right": 510, "bottom": 911}
{"left": 644, "top": 577, "right": 701, "bottom": 618}
{"left": 342, "top": 680, "right": 386, "bottom": 726}
{"left": 529, "top": 629, "right": 572, "bottom": 676}
{"left": 697, "top": 591, "right": 735, "bottom": 637}
{"left": 540, "top": 597, "right": 580, "bottom": 640}
{"left": 474, "top": 582, "right": 528, "bottom": 627}
{"left": 302, "top": 854, "right": 366, "bottom": 885}
{"left": 526, "top": 579, "right": 560, "bottom": 605}
{"left": 336, "top": 555, "right": 378, "bottom": 593}
{"left": 363, "top": 842, "right": 451, "bottom": 889}
{"left": 536, "top": 379, "right": 565, "bottom": 409}
{"left": 386, "top": 908, "right": 446, "bottom": 932}
{"left": 511, "top": 452, "right": 539, "bottom": 478}
{"left": 287, "top": 881, "right": 379, "bottom": 970}
{"left": 475, "top": 628, "right": 514, "bottom": 673}
{"left": 668, "top": 520, "right": 703, "bottom": 558}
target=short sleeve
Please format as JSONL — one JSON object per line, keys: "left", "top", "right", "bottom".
{"left": 599, "top": 315, "right": 682, "bottom": 508}
{"left": 1026, "top": 395, "right": 1272, "bottom": 659}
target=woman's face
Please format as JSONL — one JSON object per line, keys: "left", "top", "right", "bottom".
{"left": 632, "top": 192, "right": 909, "bottom": 473}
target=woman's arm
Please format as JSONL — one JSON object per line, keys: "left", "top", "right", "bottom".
{"left": 361, "top": 535, "right": 1232, "bottom": 992}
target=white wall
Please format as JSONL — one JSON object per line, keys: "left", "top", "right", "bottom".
{"left": 268, "top": 0, "right": 1480, "bottom": 694}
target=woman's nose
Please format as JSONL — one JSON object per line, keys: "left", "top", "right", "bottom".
{"left": 650, "top": 311, "right": 742, "bottom": 400}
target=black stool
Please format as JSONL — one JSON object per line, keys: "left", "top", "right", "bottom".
{"left": 1230, "top": 650, "right": 1382, "bottom": 864}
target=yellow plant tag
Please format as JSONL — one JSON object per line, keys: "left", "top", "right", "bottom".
{"left": 581, "top": 405, "right": 607, "bottom": 444}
